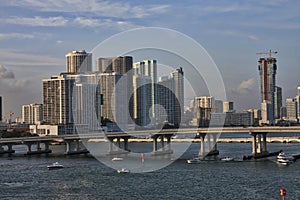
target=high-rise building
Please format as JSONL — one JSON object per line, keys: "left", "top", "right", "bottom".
{"left": 132, "top": 75, "right": 152, "bottom": 127}
{"left": 72, "top": 74, "right": 101, "bottom": 132}
{"left": 157, "top": 68, "right": 184, "bottom": 127}
{"left": 286, "top": 98, "right": 297, "bottom": 122}
{"left": 258, "top": 52, "right": 277, "bottom": 125}
{"left": 0, "top": 96, "right": 2, "bottom": 121}
{"left": 214, "top": 100, "right": 223, "bottom": 113}
{"left": 223, "top": 101, "right": 234, "bottom": 113}
{"left": 97, "top": 56, "right": 133, "bottom": 124}
{"left": 42, "top": 74, "right": 76, "bottom": 125}
{"left": 22, "top": 104, "right": 43, "bottom": 124}
{"left": 260, "top": 100, "right": 273, "bottom": 125}
{"left": 133, "top": 60, "right": 157, "bottom": 120}
{"left": 65, "top": 50, "right": 92, "bottom": 73}
{"left": 295, "top": 86, "right": 300, "bottom": 121}
{"left": 100, "top": 72, "right": 128, "bottom": 129}
{"left": 193, "top": 96, "right": 214, "bottom": 127}
{"left": 96, "top": 56, "right": 133, "bottom": 74}
{"left": 274, "top": 86, "right": 282, "bottom": 119}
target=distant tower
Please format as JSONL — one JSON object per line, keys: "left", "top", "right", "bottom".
{"left": 274, "top": 86, "right": 282, "bottom": 119}
{"left": 257, "top": 50, "right": 278, "bottom": 125}
{"left": 65, "top": 50, "right": 92, "bottom": 73}
{"left": 223, "top": 101, "right": 234, "bottom": 113}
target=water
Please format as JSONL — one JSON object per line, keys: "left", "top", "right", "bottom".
{"left": 0, "top": 143, "right": 299, "bottom": 200}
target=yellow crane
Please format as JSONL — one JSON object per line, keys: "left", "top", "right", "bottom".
{"left": 256, "top": 50, "right": 278, "bottom": 58}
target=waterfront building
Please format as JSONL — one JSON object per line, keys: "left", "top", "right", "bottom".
{"left": 22, "top": 103, "right": 43, "bottom": 124}
{"left": 100, "top": 72, "right": 128, "bottom": 130}
{"left": 214, "top": 100, "right": 223, "bottom": 113}
{"left": 296, "top": 86, "right": 300, "bottom": 121}
{"left": 96, "top": 56, "right": 133, "bottom": 124}
{"left": 72, "top": 74, "right": 101, "bottom": 132}
{"left": 210, "top": 112, "right": 253, "bottom": 127}
{"left": 286, "top": 98, "right": 297, "bottom": 122}
{"left": 223, "top": 101, "right": 234, "bottom": 113}
{"left": 260, "top": 100, "right": 273, "bottom": 125}
{"left": 42, "top": 74, "right": 77, "bottom": 134}
{"left": 157, "top": 68, "right": 184, "bottom": 127}
{"left": 133, "top": 60, "right": 157, "bottom": 121}
{"left": 245, "top": 109, "right": 261, "bottom": 126}
{"left": 274, "top": 86, "right": 282, "bottom": 119}
{"left": 65, "top": 50, "right": 92, "bottom": 73}
{"left": 258, "top": 52, "right": 277, "bottom": 125}
{"left": 132, "top": 75, "right": 152, "bottom": 127}
{"left": 193, "top": 96, "right": 214, "bottom": 127}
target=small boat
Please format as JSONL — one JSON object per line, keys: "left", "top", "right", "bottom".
{"left": 220, "top": 156, "right": 234, "bottom": 162}
{"left": 117, "top": 168, "right": 130, "bottom": 174}
{"left": 277, "top": 152, "right": 291, "bottom": 165}
{"left": 112, "top": 157, "right": 123, "bottom": 161}
{"left": 187, "top": 157, "right": 202, "bottom": 164}
{"left": 47, "top": 162, "right": 64, "bottom": 170}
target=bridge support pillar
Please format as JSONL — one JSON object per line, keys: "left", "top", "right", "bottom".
{"left": 250, "top": 132, "right": 269, "bottom": 158}
{"left": 262, "top": 133, "right": 267, "bottom": 152}
{"left": 198, "top": 133, "right": 206, "bottom": 158}
{"left": 152, "top": 134, "right": 173, "bottom": 155}
{"left": 64, "top": 139, "right": 88, "bottom": 155}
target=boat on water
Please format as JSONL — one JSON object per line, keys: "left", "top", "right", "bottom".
{"left": 277, "top": 152, "right": 291, "bottom": 165}
{"left": 112, "top": 157, "right": 123, "bottom": 161}
{"left": 220, "top": 156, "right": 234, "bottom": 162}
{"left": 117, "top": 168, "right": 130, "bottom": 174}
{"left": 187, "top": 157, "right": 202, "bottom": 164}
{"left": 47, "top": 162, "right": 63, "bottom": 170}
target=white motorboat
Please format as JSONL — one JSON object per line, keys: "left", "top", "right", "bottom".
{"left": 277, "top": 152, "right": 290, "bottom": 165}
{"left": 117, "top": 168, "right": 130, "bottom": 174}
{"left": 220, "top": 157, "right": 234, "bottom": 162}
{"left": 187, "top": 157, "right": 202, "bottom": 164}
{"left": 47, "top": 162, "right": 63, "bottom": 170}
{"left": 112, "top": 157, "right": 123, "bottom": 161}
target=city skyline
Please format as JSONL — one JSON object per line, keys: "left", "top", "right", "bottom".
{"left": 0, "top": 1, "right": 300, "bottom": 118}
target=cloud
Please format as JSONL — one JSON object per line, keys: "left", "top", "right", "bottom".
{"left": 4, "top": 0, "right": 170, "bottom": 19}
{"left": 0, "top": 64, "right": 15, "bottom": 79}
{"left": 248, "top": 35, "right": 259, "bottom": 41}
{"left": 2, "top": 16, "right": 68, "bottom": 27}
{"left": 233, "top": 78, "right": 256, "bottom": 94}
{"left": 0, "top": 49, "right": 64, "bottom": 66}
{"left": 73, "top": 17, "right": 141, "bottom": 30}
{"left": 0, "top": 33, "right": 34, "bottom": 40}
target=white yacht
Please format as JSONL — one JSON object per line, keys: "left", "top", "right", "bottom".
{"left": 277, "top": 152, "right": 290, "bottom": 165}
{"left": 187, "top": 157, "right": 202, "bottom": 164}
{"left": 117, "top": 168, "right": 130, "bottom": 174}
{"left": 220, "top": 157, "right": 234, "bottom": 162}
{"left": 47, "top": 162, "right": 64, "bottom": 170}
{"left": 112, "top": 157, "right": 123, "bottom": 161}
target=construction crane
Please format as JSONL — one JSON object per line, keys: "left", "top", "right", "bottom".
{"left": 256, "top": 50, "right": 278, "bottom": 58}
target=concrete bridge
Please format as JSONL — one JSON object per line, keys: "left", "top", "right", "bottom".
{"left": 1, "top": 126, "right": 300, "bottom": 158}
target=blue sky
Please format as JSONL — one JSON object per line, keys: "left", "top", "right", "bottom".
{"left": 0, "top": 0, "right": 299, "bottom": 119}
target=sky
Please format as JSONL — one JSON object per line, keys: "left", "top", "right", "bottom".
{"left": 0, "top": 0, "right": 299, "bottom": 119}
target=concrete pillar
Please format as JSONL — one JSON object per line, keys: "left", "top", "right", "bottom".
{"left": 251, "top": 133, "right": 257, "bottom": 155}
{"left": 166, "top": 135, "right": 171, "bottom": 151}
{"left": 212, "top": 134, "right": 218, "bottom": 151}
{"left": 45, "top": 142, "right": 50, "bottom": 152}
{"left": 199, "top": 133, "right": 206, "bottom": 158}
{"left": 123, "top": 137, "right": 129, "bottom": 151}
{"left": 153, "top": 136, "right": 158, "bottom": 152}
{"left": 36, "top": 141, "right": 41, "bottom": 151}
{"left": 7, "top": 144, "right": 13, "bottom": 152}
{"left": 26, "top": 143, "right": 32, "bottom": 153}
{"left": 117, "top": 137, "right": 121, "bottom": 148}
{"left": 207, "top": 134, "right": 211, "bottom": 151}
{"left": 262, "top": 133, "right": 267, "bottom": 152}
{"left": 257, "top": 134, "right": 262, "bottom": 153}
{"left": 75, "top": 140, "right": 79, "bottom": 152}
{"left": 160, "top": 135, "right": 164, "bottom": 151}
{"left": 66, "top": 141, "right": 71, "bottom": 153}
{"left": 0, "top": 144, "right": 3, "bottom": 152}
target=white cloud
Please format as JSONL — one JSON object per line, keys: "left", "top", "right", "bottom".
{"left": 3, "top": 16, "right": 68, "bottom": 27}
{"left": 248, "top": 35, "right": 259, "bottom": 41}
{"left": 0, "top": 64, "right": 15, "bottom": 79}
{"left": 0, "top": 49, "right": 64, "bottom": 66}
{"left": 5, "top": 0, "right": 170, "bottom": 19}
{"left": 0, "top": 33, "right": 34, "bottom": 40}
{"left": 234, "top": 78, "right": 256, "bottom": 94}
